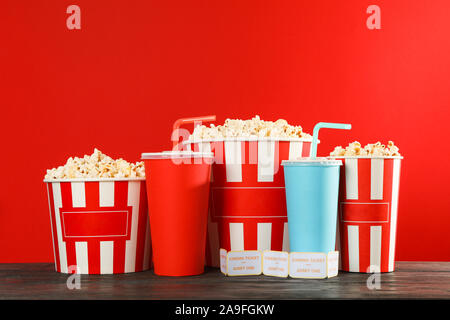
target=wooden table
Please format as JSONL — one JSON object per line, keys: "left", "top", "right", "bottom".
{"left": 1, "top": 262, "right": 449, "bottom": 299}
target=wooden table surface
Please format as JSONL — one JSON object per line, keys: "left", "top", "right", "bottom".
{"left": 1, "top": 262, "right": 449, "bottom": 300}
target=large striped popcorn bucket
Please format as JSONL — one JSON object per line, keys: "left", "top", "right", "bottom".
{"left": 332, "top": 156, "right": 403, "bottom": 273}
{"left": 44, "top": 178, "right": 152, "bottom": 274}
{"left": 186, "top": 137, "right": 313, "bottom": 267}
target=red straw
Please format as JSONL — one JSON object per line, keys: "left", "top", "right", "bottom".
{"left": 172, "top": 115, "right": 216, "bottom": 149}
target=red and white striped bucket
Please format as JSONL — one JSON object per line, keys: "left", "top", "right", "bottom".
{"left": 332, "top": 156, "right": 402, "bottom": 273}
{"left": 186, "top": 138, "right": 313, "bottom": 267}
{"left": 44, "top": 178, "right": 152, "bottom": 274}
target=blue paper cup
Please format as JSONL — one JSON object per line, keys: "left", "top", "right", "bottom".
{"left": 282, "top": 158, "right": 342, "bottom": 253}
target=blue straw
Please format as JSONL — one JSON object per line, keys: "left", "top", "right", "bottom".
{"left": 311, "top": 122, "right": 352, "bottom": 159}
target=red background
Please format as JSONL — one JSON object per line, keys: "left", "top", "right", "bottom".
{"left": 1, "top": 0, "right": 449, "bottom": 262}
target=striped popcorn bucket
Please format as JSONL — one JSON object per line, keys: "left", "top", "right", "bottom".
{"left": 44, "top": 178, "right": 152, "bottom": 274}
{"left": 186, "top": 138, "right": 313, "bottom": 267}
{"left": 333, "top": 156, "right": 402, "bottom": 273}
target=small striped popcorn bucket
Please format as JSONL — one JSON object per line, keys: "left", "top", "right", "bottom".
{"left": 44, "top": 178, "right": 152, "bottom": 274}
{"left": 186, "top": 138, "right": 313, "bottom": 267}
{"left": 332, "top": 156, "right": 403, "bottom": 273}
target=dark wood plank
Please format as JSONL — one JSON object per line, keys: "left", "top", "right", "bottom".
{"left": 0, "top": 262, "right": 449, "bottom": 299}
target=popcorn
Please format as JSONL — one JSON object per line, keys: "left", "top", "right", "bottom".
{"left": 190, "top": 115, "right": 312, "bottom": 140}
{"left": 330, "top": 141, "right": 401, "bottom": 157}
{"left": 45, "top": 148, "right": 145, "bottom": 179}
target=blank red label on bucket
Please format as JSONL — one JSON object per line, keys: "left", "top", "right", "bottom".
{"left": 219, "top": 249, "right": 339, "bottom": 278}
{"left": 61, "top": 209, "right": 131, "bottom": 239}
{"left": 340, "top": 203, "right": 389, "bottom": 223}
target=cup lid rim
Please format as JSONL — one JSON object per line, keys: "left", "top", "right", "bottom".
{"left": 282, "top": 158, "right": 342, "bottom": 166}
{"left": 141, "top": 151, "right": 214, "bottom": 159}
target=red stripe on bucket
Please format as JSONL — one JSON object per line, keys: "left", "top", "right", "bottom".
{"left": 244, "top": 221, "right": 258, "bottom": 250}
{"left": 112, "top": 181, "right": 128, "bottom": 273}
{"left": 47, "top": 183, "right": 61, "bottom": 272}
{"left": 358, "top": 224, "right": 371, "bottom": 273}
{"left": 212, "top": 141, "right": 224, "bottom": 165}
{"left": 60, "top": 183, "right": 77, "bottom": 270}
{"left": 301, "top": 142, "right": 311, "bottom": 157}
{"left": 113, "top": 240, "right": 126, "bottom": 274}
{"left": 243, "top": 141, "right": 258, "bottom": 183}
{"left": 357, "top": 159, "right": 371, "bottom": 201}
{"left": 218, "top": 220, "right": 231, "bottom": 251}
{"left": 65, "top": 241, "right": 77, "bottom": 272}
{"left": 270, "top": 222, "right": 284, "bottom": 251}
{"left": 340, "top": 219, "right": 350, "bottom": 271}
{"left": 135, "top": 182, "right": 149, "bottom": 272}
{"left": 87, "top": 240, "right": 100, "bottom": 274}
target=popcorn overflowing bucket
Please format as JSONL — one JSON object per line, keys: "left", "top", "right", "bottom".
{"left": 44, "top": 178, "right": 152, "bottom": 274}
{"left": 178, "top": 116, "right": 314, "bottom": 267}
{"left": 332, "top": 156, "right": 403, "bottom": 273}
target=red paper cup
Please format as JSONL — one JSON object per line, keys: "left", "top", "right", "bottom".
{"left": 185, "top": 138, "right": 313, "bottom": 267}
{"left": 44, "top": 178, "right": 152, "bottom": 274}
{"left": 332, "top": 156, "right": 403, "bottom": 273}
{"left": 142, "top": 151, "right": 213, "bottom": 276}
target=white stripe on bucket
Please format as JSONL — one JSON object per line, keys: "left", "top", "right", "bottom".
{"left": 125, "top": 181, "right": 140, "bottom": 273}
{"left": 345, "top": 159, "right": 359, "bottom": 200}
{"left": 52, "top": 182, "right": 68, "bottom": 273}
{"left": 258, "top": 141, "right": 275, "bottom": 182}
{"left": 388, "top": 159, "right": 401, "bottom": 272}
{"left": 229, "top": 223, "right": 244, "bottom": 251}
{"left": 288, "top": 141, "right": 303, "bottom": 160}
{"left": 370, "top": 159, "right": 384, "bottom": 200}
{"left": 46, "top": 184, "right": 57, "bottom": 271}
{"left": 198, "top": 142, "right": 211, "bottom": 153}
{"left": 99, "top": 181, "right": 115, "bottom": 207}
{"left": 224, "top": 141, "right": 242, "bottom": 182}
{"left": 369, "top": 226, "right": 382, "bottom": 272}
{"left": 75, "top": 241, "right": 89, "bottom": 274}
{"left": 100, "top": 241, "right": 114, "bottom": 274}
{"left": 257, "top": 223, "right": 272, "bottom": 251}
{"left": 347, "top": 225, "right": 359, "bottom": 272}
{"left": 282, "top": 222, "right": 290, "bottom": 252}
{"left": 71, "top": 182, "right": 86, "bottom": 208}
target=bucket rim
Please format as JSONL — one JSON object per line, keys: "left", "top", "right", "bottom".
{"left": 44, "top": 177, "right": 146, "bottom": 183}
{"left": 327, "top": 155, "right": 403, "bottom": 159}
{"left": 184, "top": 137, "right": 316, "bottom": 143}
{"left": 141, "top": 150, "right": 214, "bottom": 159}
